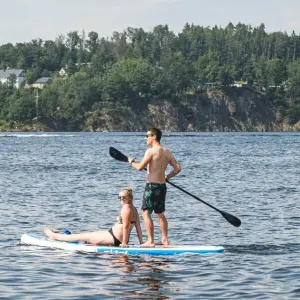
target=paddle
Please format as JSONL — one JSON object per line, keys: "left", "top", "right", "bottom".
{"left": 109, "top": 146, "right": 241, "bottom": 227}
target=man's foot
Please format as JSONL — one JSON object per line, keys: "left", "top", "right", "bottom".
{"left": 140, "top": 241, "right": 155, "bottom": 248}
{"left": 44, "top": 226, "right": 58, "bottom": 240}
{"left": 155, "top": 240, "right": 170, "bottom": 247}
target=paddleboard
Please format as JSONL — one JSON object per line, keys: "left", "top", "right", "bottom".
{"left": 20, "top": 233, "right": 225, "bottom": 256}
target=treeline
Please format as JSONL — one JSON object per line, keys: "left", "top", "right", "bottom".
{"left": 0, "top": 22, "right": 300, "bottom": 130}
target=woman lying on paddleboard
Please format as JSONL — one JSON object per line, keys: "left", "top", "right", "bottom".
{"left": 44, "top": 188, "right": 143, "bottom": 248}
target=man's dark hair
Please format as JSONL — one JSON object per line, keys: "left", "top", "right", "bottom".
{"left": 148, "top": 127, "right": 162, "bottom": 142}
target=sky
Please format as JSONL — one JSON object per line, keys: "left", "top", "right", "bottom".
{"left": 1, "top": 0, "right": 300, "bottom": 45}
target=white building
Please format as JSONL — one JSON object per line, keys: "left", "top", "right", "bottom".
{"left": 58, "top": 63, "right": 91, "bottom": 77}
{"left": 0, "top": 68, "right": 25, "bottom": 88}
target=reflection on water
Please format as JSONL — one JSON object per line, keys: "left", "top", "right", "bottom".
{"left": 112, "top": 254, "right": 172, "bottom": 299}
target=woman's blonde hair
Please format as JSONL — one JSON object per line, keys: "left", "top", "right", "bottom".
{"left": 122, "top": 188, "right": 133, "bottom": 203}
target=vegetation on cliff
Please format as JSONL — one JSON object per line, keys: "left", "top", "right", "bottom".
{"left": 0, "top": 22, "right": 300, "bottom": 131}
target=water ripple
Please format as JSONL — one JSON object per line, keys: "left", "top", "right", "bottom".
{"left": 0, "top": 132, "right": 299, "bottom": 299}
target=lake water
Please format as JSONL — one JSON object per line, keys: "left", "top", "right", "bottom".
{"left": 0, "top": 132, "right": 299, "bottom": 299}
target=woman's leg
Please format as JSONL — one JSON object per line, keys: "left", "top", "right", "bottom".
{"left": 44, "top": 227, "right": 114, "bottom": 245}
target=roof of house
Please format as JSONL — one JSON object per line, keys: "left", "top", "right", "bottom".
{"left": 234, "top": 80, "right": 248, "bottom": 84}
{"left": 0, "top": 69, "right": 24, "bottom": 79}
{"left": 34, "top": 77, "right": 52, "bottom": 84}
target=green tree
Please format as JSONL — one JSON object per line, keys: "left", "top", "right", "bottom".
{"left": 7, "top": 74, "right": 17, "bottom": 87}
{"left": 101, "top": 58, "right": 152, "bottom": 102}
{"left": 8, "top": 89, "right": 35, "bottom": 120}
{"left": 0, "top": 84, "right": 13, "bottom": 119}
{"left": 160, "top": 52, "right": 196, "bottom": 94}
{"left": 254, "top": 59, "right": 268, "bottom": 90}
{"left": 266, "top": 59, "right": 287, "bottom": 86}
{"left": 25, "top": 69, "right": 38, "bottom": 84}
{"left": 287, "top": 59, "right": 300, "bottom": 100}
{"left": 86, "top": 31, "right": 99, "bottom": 55}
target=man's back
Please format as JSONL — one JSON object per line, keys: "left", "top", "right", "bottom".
{"left": 147, "top": 146, "right": 172, "bottom": 183}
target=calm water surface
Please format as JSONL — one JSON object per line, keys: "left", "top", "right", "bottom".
{"left": 0, "top": 132, "right": 299, "bottom": 299}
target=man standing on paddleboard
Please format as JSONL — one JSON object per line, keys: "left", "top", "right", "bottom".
{"left": 128, "top": 128, "right": 181, "bottom": 247}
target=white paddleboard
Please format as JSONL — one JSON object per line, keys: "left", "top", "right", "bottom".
{"left": 20, "top": 233, "right": 225, "bottom": 256}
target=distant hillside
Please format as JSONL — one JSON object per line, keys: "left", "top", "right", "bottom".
{"left": 1, "top": 22, "right": 300, "bottom": 131}
{"left": 82, "top": 87, "right": 290, "bottom": 132}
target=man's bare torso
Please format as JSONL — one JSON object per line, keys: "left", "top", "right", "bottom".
{"left": 146, "top": 146, "right": 172, "bottom": 183}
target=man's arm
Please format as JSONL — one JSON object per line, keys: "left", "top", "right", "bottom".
{"left": 165, "top": 155, "right": 181, "bottom": 181}
{"left": 128, "top": 149, "right": 152, "bottom": 171}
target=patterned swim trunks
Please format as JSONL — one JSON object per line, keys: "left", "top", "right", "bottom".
{"left": 142, "top": 183, "right": 167, "bottom": 214}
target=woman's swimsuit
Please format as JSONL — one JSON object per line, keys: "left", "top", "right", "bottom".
{"left": 108, "top": 212, "right": 136, "bottom": 247}
{"left": 108, "top": 228, "right": 121, "bottom": 247}
{"left": 117, "top": 215, "right": 136, "bottom": 225}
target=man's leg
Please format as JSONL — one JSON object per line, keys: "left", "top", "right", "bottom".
{"left": 157, "top": 212, "right": 169, "bottom": 245}
{"left": 141, "top": 210, "right": 155, "bottom": 247}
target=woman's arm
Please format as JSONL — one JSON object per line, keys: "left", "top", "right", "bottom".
{"left": 134, "top": 208, "right": 143, "bottom": 244}
{"left": 120, "top": 205, "right": 131, "bottom": 247}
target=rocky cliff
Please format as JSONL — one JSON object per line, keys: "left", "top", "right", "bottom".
{"left": 86, "top": 87, "right": 287, "bottom": 132}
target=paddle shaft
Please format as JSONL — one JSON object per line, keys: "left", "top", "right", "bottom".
{"left": 152, "top": 170, "right": 240, "bottom": 226}
{"left": 166, "top": 180, "right": 223, "bottom": 213}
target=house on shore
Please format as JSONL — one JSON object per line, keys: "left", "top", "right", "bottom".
{"left": 229, "top": 80, "right": 248, "bottom": 87}
{"left": 0, "top": 68, "right": 25, "bottom": 88}
{"left": 58, "top": 63, "right": 91, "bottom": 77}
{"left": 59, "top": 68, "right": 68, "bottom": 77}
{"left": 31, "top": 77, "right": 52, "bottom": 89}
{"left": 197, "top": 82, "right": 221, "bottom": 89}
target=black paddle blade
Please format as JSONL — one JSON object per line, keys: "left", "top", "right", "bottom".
{"left": 221, "top": 211, "right": 241, "bottom": 227}
{"left": 109, "top": 147, "right": 129, "bottom": 163}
